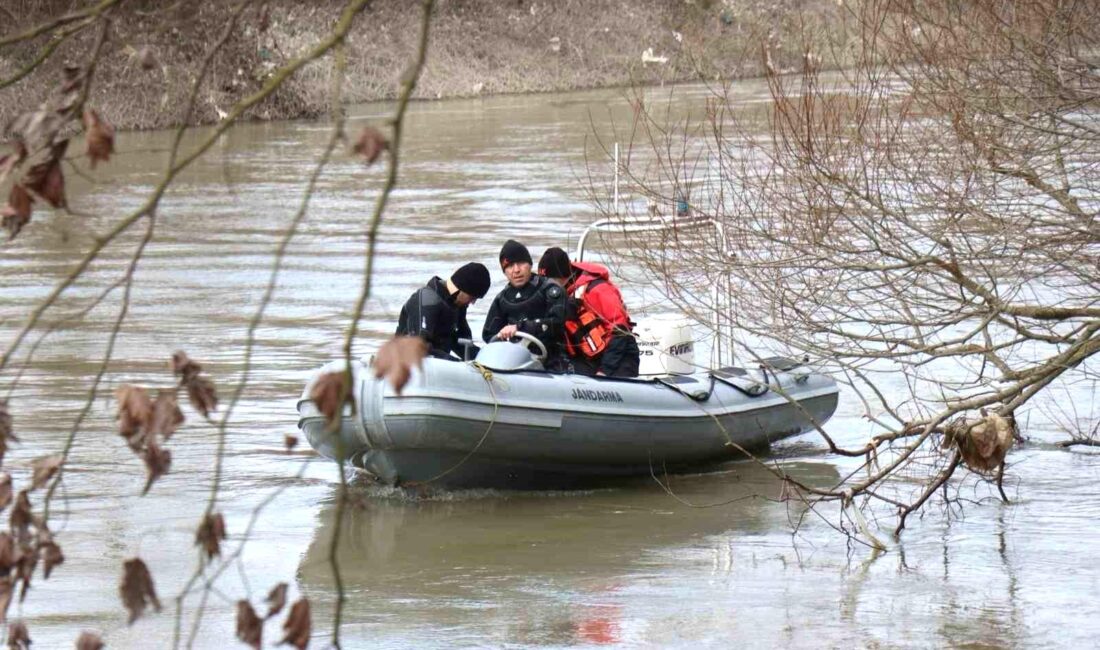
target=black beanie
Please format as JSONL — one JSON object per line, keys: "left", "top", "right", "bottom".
{"left": 498, "top": 239, "right": 532, "bottom": 270}
{"left": 450, "top": 262, "right": 491, "bottom": 298}
{"left": 538, "top": 246, "right": 572, "bottom": 279}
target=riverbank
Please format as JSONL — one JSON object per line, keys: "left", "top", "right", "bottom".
{"left": 0, "top": 0, "right": 843, "bottom": 131}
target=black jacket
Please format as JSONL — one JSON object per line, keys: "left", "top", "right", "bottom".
{"left": 395, "top": 277, "right": 474, "bottom": 360}
{"left": 481, "top": 275, "right": 567, "bottom": 357}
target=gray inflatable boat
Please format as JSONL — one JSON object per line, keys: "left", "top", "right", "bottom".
{"left": 296, "top": 335, "right": 839, "bottom": 490}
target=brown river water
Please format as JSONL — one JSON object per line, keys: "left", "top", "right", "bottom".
{"left": 1, "top": 80, "right": 1098, "bottom": 648}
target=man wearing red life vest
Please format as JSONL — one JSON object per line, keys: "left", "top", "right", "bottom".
{"left": 537, "top": 247, "right": 640, "bottom": 378}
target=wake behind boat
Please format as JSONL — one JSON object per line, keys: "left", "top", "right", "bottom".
{"left": 296, "top": 335, "right": 839, "bottom": 490}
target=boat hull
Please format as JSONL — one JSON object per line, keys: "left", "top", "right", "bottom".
{"left": 297, "top": 356, "right": 839, "bottom": 489}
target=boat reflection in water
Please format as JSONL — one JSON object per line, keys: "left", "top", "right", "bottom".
{"left": 297, "top": 459, "right": 840, "bottom": 646}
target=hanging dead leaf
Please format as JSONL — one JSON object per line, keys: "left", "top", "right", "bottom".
{"left": 184, "top": 374, "right": 218, "bottom": 418}
{"left": 0, "top": 533, "right": 14, "bottom": 574}
{"left": 22, "top": 139, "right": 68, "bottom": 208}
{"left": 39, "top": 540, "right": 63, "bottom": 579}
{"left": 0, "top": 578, "right": 11, "bottom": 624}
{"left": 7, "top": 619, "right": 30, "bottom": 648}
{"left": 309, "top": 372, "right": 348, "bottom": 431}
{"left": 30, "top": 454, "right": 62, "bottom": 490}
{"left": 14, "top": 543, "right": 34, "bottom": 601}
{"left": 1, "top": 185, "right": 33, "bottom": 241}
{"left": 236, "top": 600, "right": 263, "bottom": 649}
{"left": 82, "top": 108, "right": 114, "bottom": 168}
{"left": 279, "top": 598, "right": 311, "bottom": 650}
{"left": 75, "top": 631, "right": 104, "bottom": 650}
{"left": 284, "top": 434, "right": 298, "bottom": 453}
{"left": 141, "top": 441, "right": 171, "bottom": 495}
{"left": 115, "top": 385, "right": 154, "bottom": 450}
{"left": 147, "top": 389, "right": 184, "bottom": 440}
{"left": 352, "top": 126, "right": 389, "bottom": 165}
{"left": 171, "top": 351, "right": 202, "bottom": 381}
{"left": 373, "top": 336, "right": 428, "bottom": 395}
{"left": 264, "top": 582, "right": 287, "bottom": 619}
{"left": 0, "top": 401, "right": 12, "bottom": 467}
{"left": 119, "top": 557, "right": 161, "bottom": 624}
{"left": 0, "top": 142, "right": 27, "bottom": 186}
{"left": 0, "top": 475, "right": 9, "bottom": 513}
{"left": 9, "top": 492, "right": 31, "bottom": 541}
{"left": 195, "top": 512, "right": 226, "bottom": 560}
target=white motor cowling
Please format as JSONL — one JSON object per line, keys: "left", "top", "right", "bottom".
{"left": 634, "top": 315, "right": 695, "bottom": 375}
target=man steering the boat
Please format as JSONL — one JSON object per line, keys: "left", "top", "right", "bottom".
{"left": 482, "top": 239, "right": 570, "bottom": 370}
{"left": 395, "top": 262, "right": 491, "bottom": 360}
{"left": 538, "top": 247, "right": 640, "bottom": 378}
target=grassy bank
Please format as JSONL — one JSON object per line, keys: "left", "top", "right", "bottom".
{"left": 0, "top": 0, "right": 844, "bottom": 131}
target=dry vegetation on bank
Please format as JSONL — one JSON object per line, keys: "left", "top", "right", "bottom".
{"left": 1, "top": 0, "right": 842, "bottom": 131}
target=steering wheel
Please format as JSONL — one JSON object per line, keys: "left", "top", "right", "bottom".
{"left": 488, "top": 330, "right": 548, "bottom": 361}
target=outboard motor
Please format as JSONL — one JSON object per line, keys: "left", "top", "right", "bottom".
{"left": 474, "top": 341, "right": 544, "bottom": 371}
{"left": 635, "top": 315, "right": 696, "bottom": 375}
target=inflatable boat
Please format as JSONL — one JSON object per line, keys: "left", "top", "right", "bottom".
{"left": 296, "top": 328, "right": 839, "bottom": 490}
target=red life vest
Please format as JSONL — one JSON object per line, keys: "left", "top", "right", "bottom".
{"left": 564, "top": 262, "right": 629, "bottom": 358}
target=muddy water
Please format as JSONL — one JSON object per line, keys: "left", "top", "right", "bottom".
{"left": 0, "top": 80, "right": 1097, "bottom": 648}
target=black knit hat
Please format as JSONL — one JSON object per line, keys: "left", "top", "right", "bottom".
{"left": 538, "top": 246, "right": 572, "bottom": 279}
{"left": 450, "top": 262, "right": 490, "bottom": 298}
{"left": 498, "top": 239, "right": 532, "bottom": 270}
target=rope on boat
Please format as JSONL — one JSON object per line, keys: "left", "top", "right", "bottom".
{"left": 654, "top": 374, "right": 717, "bottom": 402}
{"left": 407, "top": 360, "right": 502, "bottom": 487}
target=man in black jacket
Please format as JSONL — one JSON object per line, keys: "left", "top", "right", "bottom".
{"left": 395, "top": 262, "right": 490, "bottom": 360}
{"left": 482, "top": 240, "right": 568, "bottom": 367}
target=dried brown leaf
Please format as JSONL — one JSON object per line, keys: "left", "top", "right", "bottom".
{"left": 119, "top": 557, "right": 161, "bottom": 624}
{"left": 264, "top": 582, "right": 287, "bottom": 619}
{"left": 82, "top": 108, "right": 114, "bottom": 168}
{"left": 0, "top": 578, "right": 11, "bottom": 625}
{"left": 171, "top": 352, "right": 217, "bottom": 417}
{"left": 279, "top": 598, "right": 311, "bottom": 650}
{"left": 0, "top": 401, "right": 12, "bottom": 467}
{"left": 236, "top": 600, "right": 263, "bottom": 649}
{"left": 115, "top": 385, "right": 154, "bottom": 450}
{"left": 171, "top": 350, "right": 202, "bottom": 381}
{"left": 352, "top": 126, "right": 389, "bottom": 165}
{"left": 39, "top": 540, "right": 63, "bottom": 579}
{"left": 373, "top": 336, "right": 428, "bottom": 395}
{"left": 9, "top": 493, "right": 31, "bottom": 541}
{"left": 14, "top": 543, "right": 34, "bottom": 601}
{"left": 185, "top": 374, "right": 218, "bottom": 418}
{"left": 142, "top": 440, "right": 171, "bottom": 496}
{"left": 309, "top": 372, "right": 348, "bottom": 431}
{"left": 7, "top": 619, "right": 30, "bottom": 648}
{"left": 0, "top": 534, "right": 14, "bottom": 574}
{"left": 195, "top": 512, "right": 226, "bottom": 560}
{"left": 147, "top": 389, "right": 184, "bottom": 440}
{"left": 75, "top": 631, "right": 104, "bottom": 650}
{"left": 283, "top": 434, "right": 298, "bottom": 453}
{"left": 1, "top": 185, "right": 33, "bottom": 241}
{"left": 0, "top": 475, "right": 9, "bottom": 513}
{"left": 30, "top": 454, "right": 62, "bottom": 491}
{"left": 23, "top": 159, "right": 65, "bottom": 209}
{"left": 0, "top": 142, "right": 27, "bottom": 186}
